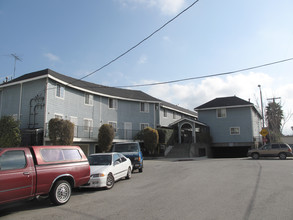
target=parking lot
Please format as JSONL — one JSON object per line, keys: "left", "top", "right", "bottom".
{"left": 2, "top": 157, "right": 293, "bottom": 220}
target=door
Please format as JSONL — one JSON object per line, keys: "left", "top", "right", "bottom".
{"left": 0, "top": 149, "right": 34, "bottom": 204}
{"left": 112, "top": 153, "right": 124, "bottom": 180}
{"left": 124, "top": 122, "right": 132, "bottom": 140}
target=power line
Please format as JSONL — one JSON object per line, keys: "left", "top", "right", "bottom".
{"left": 114, "top": 57, "right": 293, "bottom": 88}
{"left": 66, "top": 0, "right": 200, "bottom": 86}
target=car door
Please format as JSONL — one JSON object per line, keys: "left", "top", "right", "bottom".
{"left": 118, "top": 154, "right": 129, "bottom": 177}
{"left": 271, "top": 144, "right": 281, "bottom": 157}
{"left": 0, "top": 149, "right": 34, "bottom": 204}
{"left": 112, "top": 153, "right": 124, "bottom": 180}
{"left": 260, "top": 144, "right": 272, "bottom": 157}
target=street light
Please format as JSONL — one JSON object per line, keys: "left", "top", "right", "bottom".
{"left": 258, "top": 85, "right": 265, "bottom": 128}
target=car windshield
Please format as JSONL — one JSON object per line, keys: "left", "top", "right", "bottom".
{"left": 88, "top": 155, "right": 112, "bottom": 166}
{"left": 114, "top": 144, "right": 138, "bottom": 152}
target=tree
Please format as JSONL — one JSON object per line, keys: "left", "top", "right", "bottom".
{"left": 97, "top": 124, "right": 114, "bottom": 152}
{"left": 0, "top": 116, "right": 21, "bottom": 147}
{"left": 266, "top": 101, "right": 283, "bottom": 142}
{"left": 48, "top": 118, "right": 74, "bottom": 145}
{"left": 143, "top": 127, "right": 159, "bottom": 155}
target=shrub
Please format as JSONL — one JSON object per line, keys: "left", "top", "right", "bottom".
{"left": 97, "top": 124, "right": 114, "bottom": 152}
{"left": 143, "top": 127, "right": 159, "bottom": 155}
{"left": 0, "top": 116, "right": 21, "bottom": 147}
{"left": 48, "top": 118, "right": 74, "bottom": 145}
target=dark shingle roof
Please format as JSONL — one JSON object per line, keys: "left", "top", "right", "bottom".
{"left": 2, "top": 69, "right": 197, "bottom": 117}
{"left": 3, "top": 69, "right": 159, "bottom": 102}
{"left": 195, "top": 96, "right": 252, "bottom": 110}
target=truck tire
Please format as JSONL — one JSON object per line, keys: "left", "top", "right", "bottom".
{"left": 50, "top": 180, "right": 72, "bottom": 205}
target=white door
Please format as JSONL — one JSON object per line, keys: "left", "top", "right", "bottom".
{"left": 124, "top": 122, "right": 132, "bottom": 140}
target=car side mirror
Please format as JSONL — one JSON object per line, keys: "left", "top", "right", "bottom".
{"left": 114, "top": 161, "right": 120, "bottom": 166}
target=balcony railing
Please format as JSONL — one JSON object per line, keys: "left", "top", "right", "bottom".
{"left": 44, "top": 124, "right": 140, "bottom": 141}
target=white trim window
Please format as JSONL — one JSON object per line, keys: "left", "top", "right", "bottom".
{"left": 163, "top": 109, "right": 167, "bottom": 117}
{"left": 140, "top": 123, "right": 149, "bottom": 130}
{"left": 217, "top": 108, "right": 226, "bottom": 118}
{"left": 140, "top": 102, "right": 149, "bottom": 113}
{"left": 109, "top": 98, "right": 118, "bottom": 109}
{"left": 84, "top": 93, "right": 93, "bottom": 105}
{"left": 109, "top": 121, "right": 117, "bottom": 132}
{"left": 83, "top": 118, "right": 93, "bottom": 132}
{"left": 173, "top": 111, "right": 176, "bottom": 119}
{"left": 55, "top": 114, "right": 63, "bottom": 119}
{"left": 230, "top": 127, "right": 240, "bottom": 135}
{"left": 56, "top": 84, "right": 65, "bottom": 99}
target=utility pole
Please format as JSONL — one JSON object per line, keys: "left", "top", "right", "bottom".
{"left": 258, "top": 85, "right": 265, "bottom": 128}
{"left": 267, "top": 97, "right": 281, "bottom": 103}
{"left": 10, "top": 53, "right": 22, "bottom": 78}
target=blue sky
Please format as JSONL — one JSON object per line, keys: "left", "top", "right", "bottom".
{"left": 1, "top": 0, "right": 293, "bottom": 134}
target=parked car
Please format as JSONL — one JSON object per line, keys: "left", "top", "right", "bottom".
{"left": 80, "top": 153, "right": 132, "bottom": 189}
{"left": 248, "top": 143, "right": 293, "bottom": 159}
{"left": 0, "top": 146, "right": 90, "bottom": 206}
{"left": 112, "top": 142, "right": 143, "bottom": 172}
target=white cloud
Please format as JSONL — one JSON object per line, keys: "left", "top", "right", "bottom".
{"left": 118, "top": 0, "right": 185, "bottom": 15}
{"left": 43, "top": 53, "right": 60, "bottom": 62}
{"left": 142, "top": 72, "right": 293, "bottom": 135}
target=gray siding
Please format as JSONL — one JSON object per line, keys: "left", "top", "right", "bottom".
{"left": 0, "top": 79, "right": 47, "bottom": 129}
{"left": 198, "top": 107, "right": 255, "bottom": 143}
{"left": 160, "top": 108, "right": 181, "bottom": 127}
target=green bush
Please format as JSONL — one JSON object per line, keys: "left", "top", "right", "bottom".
{"left": 0, "top": 116, "right": 21, "bottom": 147}
{"left": 48, "top": 118, "right": 74, "bottom": 145}
{"left": 97, "top": 124, "right": 114, "bottom": 152}
{"left": 143, "top": 127, "right": 159, "bottom": 155}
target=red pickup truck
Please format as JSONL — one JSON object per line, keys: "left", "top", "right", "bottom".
{"left": 0, "top": 146, "right": 90, "bottom": 206}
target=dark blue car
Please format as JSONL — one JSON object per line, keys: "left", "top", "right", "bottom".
{"left": 112, "top": 142, "right": 143, "bottom": 172}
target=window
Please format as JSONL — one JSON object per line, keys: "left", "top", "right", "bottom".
{"left": 230, "top": 127, "right": 240, "bottom": 135}
{"left": 84, "top": 118, "right": 93, "bottom": 131}
{"left": 109, "top": 98, "right": 118, "bottom": 109}
{"left": 217, "top": 108, "right": 226, "bottom": 118}
{"left": 84, "top": 93, "right": 93, "bottom": 105}
{"left": 140, "top": 102, "right": 149, "bottom": 113}
{"left": 56, "top": 84, "right": 65, "bottom": 99}
{"left": 0, "top": 150, "right": 26, "bottom": 170}
{"left": 109, "top": 121, "right": 117, "bottom": 132}
{"left": 173, "top": 112, "right": 176, "bottom": 119}
{"left": 41, "top": 148, "right": 81, "bottom": 162}
{"left": 140, "top": 123, "right": 149, "bottom": 130}
{"left": 163, "top": 109, "right": 167, "bottom": 117}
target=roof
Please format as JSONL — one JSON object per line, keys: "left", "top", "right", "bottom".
{"left": 0, "top": 69, "right": 197, "bottom": 117}
{"left": 1, "top": 69, "right": 159, "bottom": 102}
{"left": 194, "top": 96, "right": 262, "bottom": 118}
{"left": 194, "top": 96, "right": 253, "bottom": 110}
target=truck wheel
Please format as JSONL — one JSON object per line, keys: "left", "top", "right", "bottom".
{"left": 50, "top": 180, "right": 72, "bottom": 205}
{"left": 139, "top": 161, "right": 143, "bottom": 173}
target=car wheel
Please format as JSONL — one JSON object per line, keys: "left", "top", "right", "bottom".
{"left": 106, "top": 173, "right": 114, "bottom": 189}
{"left": 126, "top": 167, "right": 132, "bottom": 179}
{"left": 279, "top": 153, "right": 287, "bottom": 160}
{"left": 252, "top": 153, "right": 259, "bottom": 159}
{"left": 49, "top": 180, "right": 71, "bottom": 205}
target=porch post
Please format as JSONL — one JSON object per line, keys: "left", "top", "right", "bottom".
{"left": 178, "top": 123, "right": 181, "bottom": 144}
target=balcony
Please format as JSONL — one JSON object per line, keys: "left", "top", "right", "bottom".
{"left": 44, "top": 124, "right": 140, "bottom": 141}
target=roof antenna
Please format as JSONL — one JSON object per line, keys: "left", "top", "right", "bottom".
{"left": 11, "top": 53, "right": 22, "bottom": 78}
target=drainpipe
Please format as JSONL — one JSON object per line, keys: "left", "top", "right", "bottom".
{"left": 18, "top": 83, "right": 23, "bottom": 122}
{"left": 43, "top": 77, "right": 48, "bottom": 145}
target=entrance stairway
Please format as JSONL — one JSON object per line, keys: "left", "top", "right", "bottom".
{"left": 165, "top": 143, "right": 191, "bottom": 158}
